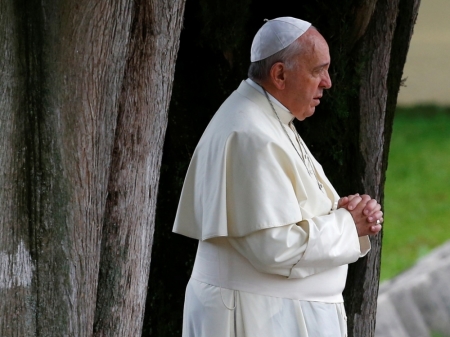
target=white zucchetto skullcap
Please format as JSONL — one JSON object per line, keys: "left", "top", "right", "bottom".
{"left": 250, "top": 17, "right": 312, "bottom": 62}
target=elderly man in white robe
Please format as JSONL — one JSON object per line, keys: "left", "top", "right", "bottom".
{"left": 173, "top": 17, "right": 383, "bottom": 337}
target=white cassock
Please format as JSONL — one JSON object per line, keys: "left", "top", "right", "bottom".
{"left": 173, "top": 79, "right": 371, "bottom": 337}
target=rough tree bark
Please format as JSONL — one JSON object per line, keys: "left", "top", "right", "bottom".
{"left": 0, "top": 0, "right": 185, "bottom": 336}
{"left": 344, "top": 0, "right": 421, "bottom": 336}
{"left": 93, "top": 1, "right": 185, "bottom": 336}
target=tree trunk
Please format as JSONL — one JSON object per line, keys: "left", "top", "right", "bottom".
{"left": 93, "top": 0, "right": 185, "bottom": 336}
{"left": 0, "top": 1, "right": 35, "bottom": 335}
{"left": 344, "top": 0, "right": 421, "bottom": 336}
{"left": 0, "top": 0, "right": 184, "bottom": 335}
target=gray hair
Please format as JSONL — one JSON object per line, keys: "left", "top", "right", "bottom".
{"left": 247, "top": 38, "right": 303, "bottom": 82}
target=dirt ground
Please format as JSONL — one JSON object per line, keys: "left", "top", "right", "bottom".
{"left": 397, "top": 0, "right": 450, "bottom": 106}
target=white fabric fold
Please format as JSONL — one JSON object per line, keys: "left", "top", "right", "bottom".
{"left": 192, "top": 237, "right": 348, "bottom": 302}
{"left": 290, "top": 209, "right": 370, "bottom": 278}
{"left": 228, "top": 223, "right": 309, "bottom": 277}
{"left": 228, "top": 209, "right": 370, "bottom": 280}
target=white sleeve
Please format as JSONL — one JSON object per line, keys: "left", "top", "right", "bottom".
{"left": 228, "top": 208, "right": 371, "bottom": 279}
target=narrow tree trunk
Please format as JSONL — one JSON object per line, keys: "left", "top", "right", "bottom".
{"left": 0, "top": 0, "right": 184, "bottom": 335}
{"left": 344, "top": 0, "right": 421, "bottom": 336}
{"left": 93, "top": 0, "right": 185, "bottom": 336}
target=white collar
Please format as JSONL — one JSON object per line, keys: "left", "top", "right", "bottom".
{"left": 245, "top": 78, "right": 294, "bottom": 125}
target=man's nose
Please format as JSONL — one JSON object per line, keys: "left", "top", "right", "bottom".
{"left": 321, "top": 72, "right": 332, "bottom": 89}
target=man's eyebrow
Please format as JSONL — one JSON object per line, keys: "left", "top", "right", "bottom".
{"left": 313, "top": 62, "right": 330, "bottom": 70}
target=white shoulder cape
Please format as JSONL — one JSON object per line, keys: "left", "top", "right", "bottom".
{"left": 173, "top": 80, "right": 341, "bottom": 240}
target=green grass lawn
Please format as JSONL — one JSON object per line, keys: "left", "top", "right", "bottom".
{"left": 381, "top": 106, "right": 450, "bottom": 281}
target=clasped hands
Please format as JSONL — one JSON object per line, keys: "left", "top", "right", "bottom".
{"left": 338, "top": 194, "right": 383, "bottom": 237}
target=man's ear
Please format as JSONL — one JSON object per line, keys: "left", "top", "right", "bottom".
{"left": 269, "top": 62, "right": 286, "bottom": 90}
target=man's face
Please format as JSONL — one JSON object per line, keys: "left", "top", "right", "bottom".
{"left": 282, "top": 30, "right": 332, "bottom": 121}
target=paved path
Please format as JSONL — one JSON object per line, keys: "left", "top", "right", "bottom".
{"left": 375, "top": 240, "right": 450, "bottom": 337}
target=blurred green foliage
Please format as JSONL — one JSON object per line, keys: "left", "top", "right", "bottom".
{"left": 381, "top": 106, "right": 450, "bottom": 281}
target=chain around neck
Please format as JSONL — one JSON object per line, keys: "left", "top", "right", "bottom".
{"left": 261, "top": 87, "right": 324, "bottom": 192}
